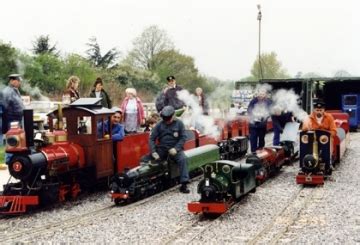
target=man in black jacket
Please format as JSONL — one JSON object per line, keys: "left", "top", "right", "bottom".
{"left": 155, "top": 76, "right": 185, "bottom": 112}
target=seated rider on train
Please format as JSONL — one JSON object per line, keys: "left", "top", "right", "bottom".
{"left": 142, "top": 105, "right": 190, "bottom": 194}
{"left": 301, "top": 100, "right": 337, "bottom": 137}
{"left": 301, "top": 100, "right": 337, "bottom": 171}
{"left": 98, "top": 107, "right": 125, "bottom": 141}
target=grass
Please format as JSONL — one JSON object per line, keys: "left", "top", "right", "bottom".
{"left": 0, "top": 145, "right": 4, "bottom": 164}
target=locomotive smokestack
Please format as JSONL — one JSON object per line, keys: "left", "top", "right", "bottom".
{"left": 23, "top": 109, "right": 34, "bottom": 147}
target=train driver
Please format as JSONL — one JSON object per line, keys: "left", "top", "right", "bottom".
{"left": 302, "top": 100, "right": 337, "bottom": 137}
{"left": 146, "top": 105, "right": 190, "bottom": 193}
{"left": 99, "top": 107, "right": 125, "bottom": 142}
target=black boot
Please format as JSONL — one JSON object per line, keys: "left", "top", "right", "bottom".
{"left": 180, "top": 183, "right": 190, "bottom": 194}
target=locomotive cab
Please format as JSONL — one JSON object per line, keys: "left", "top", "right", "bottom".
{"left": 49, "top": 98, "right": 115, "bottom": 179}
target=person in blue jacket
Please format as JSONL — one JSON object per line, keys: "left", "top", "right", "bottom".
{"left": 247, "top": 89, "right": 272, "bottom": 153}
{"left": 98, "top": 107, "right": 125, "bottom": 142}
{"left": 271, "top": 106, "right": 293, "bottom": 146}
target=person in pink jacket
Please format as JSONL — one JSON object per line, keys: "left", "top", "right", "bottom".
{"left": 120, "top": 88, "right": 145, "bottom": 134}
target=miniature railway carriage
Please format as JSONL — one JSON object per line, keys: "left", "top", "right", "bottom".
{"left": 296, "top": 112, "right": 349, "bottom": 185}
{"left": 0, "top": 98, "right": 250, "bottom": 215}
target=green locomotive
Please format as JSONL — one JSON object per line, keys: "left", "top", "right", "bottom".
{"left": 110, "top": 144, "right": 221, "bottom": 204}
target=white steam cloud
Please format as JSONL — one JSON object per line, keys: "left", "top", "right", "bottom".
{"left": 177, "top": 89, "right": 220, "bottom": 138}
{"left": 271, "top": 89, "right": 308, "bottom": 121}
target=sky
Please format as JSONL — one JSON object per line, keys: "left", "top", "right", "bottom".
{"left": 1, "top": 0, "right": 359, "bottom": 81}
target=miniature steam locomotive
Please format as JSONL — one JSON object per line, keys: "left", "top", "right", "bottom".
{"left": 296, "top": 112, "right": 349, "bottom": 185}
{"left": 188, "top": 140, "right": 295, "bottom": 216}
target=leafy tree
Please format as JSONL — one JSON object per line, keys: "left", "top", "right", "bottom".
{"left": 250, "top": 51, "right": 289, "bottom": 80}
{"left": 301, "top": 72, "right": 323, "bottom": 78}
{"left": 24, "top": 53, "right": 65, "bottom": 93}
{"left": 127, "top": 25, "right": 174, "bottom": 70}
{"left": 63, "top": 54, "right": 98, "bottom": 95}
{"left": 0, "top": 41, "right": 18, "bottom": 84}
{"left": 110, "top": 64, "right": 161, "bottom": 101}
{"left": 333, "top": 70, "right": 351, "bottom": 77}
{"left": 86, "top": 37, "right": 120, "bottom": 69}
{"left": 32, "top": 35, "right": 59, "bottom": 56}
{"left": 151, "top": 49, "right": 211, "bottom": 93}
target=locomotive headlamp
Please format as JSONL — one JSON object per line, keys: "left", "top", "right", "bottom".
{"left": 301, "top": 135, "right": 309, "bottom": 144}
{"left": 7, "top": 136, "right": 20, "bottom": 147}
{"left": 12, "top": 161, "right": 23, "bottom": 172}
{"left": 319, "top": 135, "right": 329, "bottom": 144}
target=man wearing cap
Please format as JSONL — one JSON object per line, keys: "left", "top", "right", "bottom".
{"left": 155, "top": 75, "right": 185, "bottom": 112}
{"left": 1, "top": 74, "right": 25, "bottom": 135}
{"left": 302, "top": 100, "right": 337, "bottom": 137}
{"left": 145, "top": 105, "right": 190, "bottom": 193}
{"left": 1, "top": 74, "right": 25, "bottom": 164}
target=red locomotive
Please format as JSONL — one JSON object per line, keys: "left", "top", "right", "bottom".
{"left": 0, "top": 99, "right": 249, "bottom": 215}
{"left": 296, "top": 111, "right": 349, "bottom": 185}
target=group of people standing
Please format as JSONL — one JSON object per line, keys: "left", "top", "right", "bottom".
{"left": 247, "top": 89, "right": 336, "bottom": 154}
{"left": 64, "top": 75, "right": 146, "bottom": 135}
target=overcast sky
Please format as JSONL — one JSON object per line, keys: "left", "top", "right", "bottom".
{"left": 1, "top": 0, "right": 359, "bottom": 80}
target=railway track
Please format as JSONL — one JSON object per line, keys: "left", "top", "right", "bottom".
{"left": 2, "top": 134, "right": 277, "bottom": 242}
{"left": 247, "top": 185, "right": 323, "bottom": 244}
{"left": 162, "top": 135, "right": 287, "bottom": 244}
{"left": 1, "top": 178, "right": 201, "bottom": 243}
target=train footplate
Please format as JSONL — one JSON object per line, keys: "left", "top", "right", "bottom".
{"left": 0, "top": 196, "right": 39, "bottom": 214}
{"left": 296, "top": 174, "right": 324, "bottom": 185}
{"left": 188, "top": 200, "right": 233, "bottom": 214}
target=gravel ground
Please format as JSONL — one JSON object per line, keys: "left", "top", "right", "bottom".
{"left": 1, "top": 133, "right": 359, "bottom": 244}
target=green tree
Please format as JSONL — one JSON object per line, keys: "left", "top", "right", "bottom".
{"left": 301, "top": 72, "right": 323, "bottom": 78}
{"left": 63, "top": 54, "right": 98, "bottom": 95}
{"left": 24, "top": 53, "right": 65, "bottom": 94}
{"left": 110, "top": 64, "right": 161, "bottom": 102}
{"left": 151, "top": 49, "right": 211, "bottom": 93}
{"left": 127, "top": 25, "right": 174, "bottom": 70}
{"left": 32, "top": 35, "right": 59, "bottom": 56}
{"left": 0, "top": 41, "right": 18, "bottom": 84}
{"left": 250, "top": 51, "right": 289, "bottom": 80}
{"left": 86, "top": 37, "right": 120, "bottom": 69}
{"left": 334, "top": 70, "right": 351, "bottom": 77}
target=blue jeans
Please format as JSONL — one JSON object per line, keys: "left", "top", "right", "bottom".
{"left": 249, "top": 127, "right": 267, "bottom": 153}
{"left": 273, "top": 127, "right": 282, "bottom": 146}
